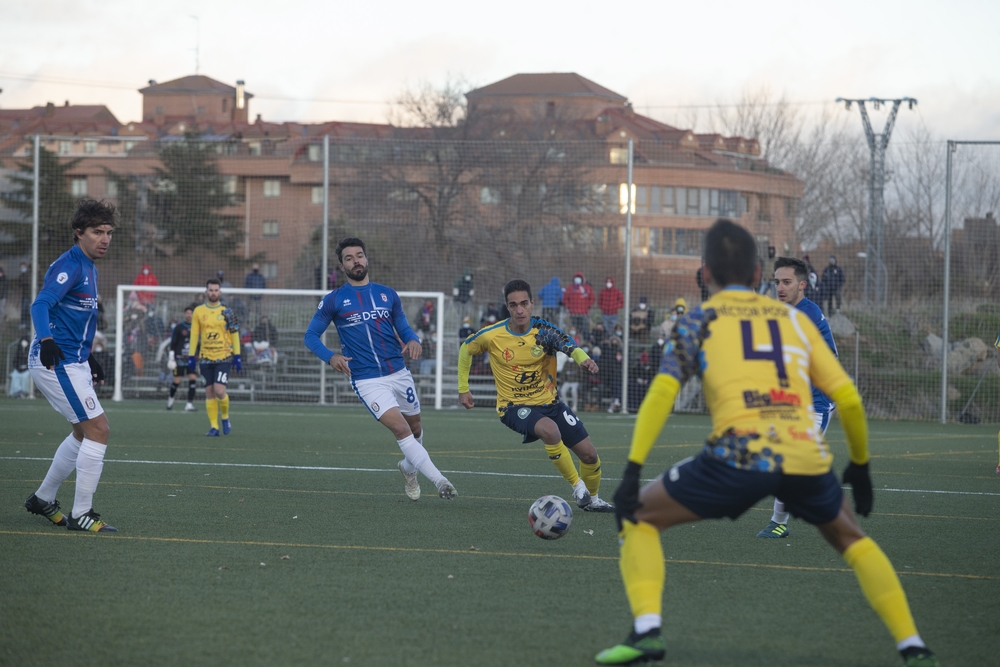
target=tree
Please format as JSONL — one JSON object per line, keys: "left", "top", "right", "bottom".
{"left": 0, "top": 148, "right": 82, "bottom": 267}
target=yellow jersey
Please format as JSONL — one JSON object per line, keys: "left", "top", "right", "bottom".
{"left": 190, "top": 303, "right": 241, "bottom": 362}
{"left": 459, "top": 318, "right": 587, "bottom": 414}
{"left": 661, "top": 287, "right": 851, "bottom": 475}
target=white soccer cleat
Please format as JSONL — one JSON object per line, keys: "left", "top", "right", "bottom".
{"left": 584, "top": 495, "right": 615, "bottom": 513}
{"left": 166, "top": 396, "right": 175, "bottom": 410}
{"left": 398, "top": 460, "right": 420, "bottom": 501}
{"left": 436, "top": 478, "right": 457, "bottom": 500}
{"left": 573, "top": 480, "right": 592, "bottom": 509}
{"left": 185, "top": 402, "right": 196, "bottom": 412}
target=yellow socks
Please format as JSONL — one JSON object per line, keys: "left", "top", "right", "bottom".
{"left": 219, "top": 395, "right": 230, "bottom": 420}
{"left": 619, "top": 521, "right": 665, "bottom": 619}
{"left": 580, "top": 456, "right": 602, "bottom": 496}
{"left": 206, "top": 398, "right": 219, "bottom": 430}
{"left": 544, "top": 442, "right": 580, "bottom": 487}
{"left": 843, "top": 537, "right": 918, "bottom": 642}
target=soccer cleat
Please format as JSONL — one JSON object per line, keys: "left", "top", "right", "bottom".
{"left": 398, "top": 460, "right": 420, "bottom": 501}
{"left": 67, "top": 510, "right": 118, "bottom": 533}
{"left": 207, "top": 428, "right": 220, "bottom": 436}
{"left": 574, "top": 480, "right": 593, "bottom": 510}
{"left": 595, "top": 628, "right": 666, "bottom": 665}
{"left": 756, "top": 521, "right": 790, "bottom": 539}
{"left": 24, "top": 494, "right": 67, "bottom": 526}
{"left": 436, "top": 479, "right": 457, "bottom": 500}
{"left": 996, "top": 464, "right": 1000, "bottom": 475}
{"left": 166, "top": 396, "right": 175, "bottom": 410}
{"left": 900, "top": 646, "right": 940, "bottom": 667}
{"left": 185, "top": 402, "right": 196, "bottom": 412}
{"left": 221, "top": 418, "right": 232, "bottom": 435}
{"left": 584, "top": 495, "right": 615, "bottom": 513}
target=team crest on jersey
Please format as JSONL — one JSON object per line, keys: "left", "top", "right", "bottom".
{"left": 517, "top": 407, "right": 531, "bottom": 420}
{"left": 85, "top": 397, "right": 96, "bottom": 410}
{"left": 502, "top": 348, "right": 515, "bottom": 363}
{"left": 371, "top": 402, "right": 380, "bottom": 412}
{"left": 380, "top": 293, "right": 388, "bottom": 302}
{"left": 56, "top": 272, "right": 69, "bottom": 284}
{"left": 317, "top": 300, "right": 324, "bottom": 309}
{"left": 530, "top": 345, "right": 544, "bottom": 357}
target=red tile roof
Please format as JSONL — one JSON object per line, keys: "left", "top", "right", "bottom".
{"left": 139, "top": 75, "right": 252, "bottom": 99}
{"left": 467, "top": 73, "right": 627, "bottom": 101}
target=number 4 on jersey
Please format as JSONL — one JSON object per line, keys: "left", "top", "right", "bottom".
{"left": 740, "top": 319, "right": 789, "bottom": 387}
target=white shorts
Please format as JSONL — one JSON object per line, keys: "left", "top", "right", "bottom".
{"left": 30, "top": 362, "right": 104, "bottom": 424}
{"left": 352, "top": 369, "right": 420, "bottom": 420}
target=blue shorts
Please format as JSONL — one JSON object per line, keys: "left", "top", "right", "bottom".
{"left": 200, "top": 361, "right": 232, "bottom": 387}
{"left": 662, "top": 452, "right": 843, "bottom": 525}
{"left": 499, "top": 402, "right": 589, "bottom": 448}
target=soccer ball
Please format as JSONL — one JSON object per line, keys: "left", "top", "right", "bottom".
{"left": 528, "top": 495, "right": 573, "bottom": 540}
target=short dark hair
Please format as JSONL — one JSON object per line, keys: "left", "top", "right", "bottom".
{"left": 71, "top": 199, "right": 118, "bottom": 243}
{"left": 336, "top": 237, "right": 367, "bottom": 264}
{"left": 703, "top": 219, "right": 757, "bottom": 288}
{"left": 773, "top": 256, "right": 808, "bottom": 283}
{"left": 206, "top": 278, "right": 221, "bottom": 288}
{"left": 185, "top": 304, "right": 196, "bottom": 312}
{"left": 503, "top": 279, "right": 532, "bottom": 302}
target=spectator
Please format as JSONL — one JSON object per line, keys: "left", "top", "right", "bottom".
{"left": 805, "top": 271, "right": 821, "bottom": 303}
{"left": 658, "top": 297, "right": 687, "bottom": 341}
{"left": 821, "top": 255, "right": 845, "bottom": 315}
{"left": 216, "top": 270, "right": 233, "bottom": 289}
{"left": 757, "top": 260, "right": 776, "bottom": 298}
{"left": 629, "top": 296, "right": 654, "bottom": 342}
{"left": 458, "top": 315, "right": 475, "bottom": 341}
{"left": 588, "top": 323, "right": 606, "bottom": 350}
{"left": 415, "top": 299, "right": 435, "bottom": 334}
{"left": 18, "top": 262, "right": 30, "bottom": 329}
{"left": 803, "top": 254, "right": 817, "bottom": 277}
{"left": 244, "top": 263, "right": 266, "bottom": 321}
{"left": 563, "top": 271, "right": 595, "bottom": 338}
{"left": 0, "top": 265, "right": 7, "bottom": 325}
{"left": 581, "top": 345, "right": 602, "bottom": 411}
{"left": 418, "top": 331, "right": 438, "bottom": 376}
{"left": 453, "top": 269, "right": 474, "bottom": 319}
{"left": 134, "top": 263, "right": 159, "bottom": 307}
{"left": 480, "top": 302, "right": 501, "bottom": 328}
{"left": 8, "top": 336, "right": 31, "bottom": 397}
{"left": 602, "top": 336, "right": 624, "bottom": 412}
{"left": 537, "top": 276, "right": 563, "bottom": 324}
{"left": 558, "top": 349, "right": 583, "bottom": 413}
{"left": 251, "top": 315, "right": 279, "bottom": 364}
{"left": 629, "top": 349, "right": 656, "bottom": 407}
{"left": 695, "top": 265, "right": 710, "bottom": 302}
{"left": 598, "top": 276, "right": 624, "bottom": 333}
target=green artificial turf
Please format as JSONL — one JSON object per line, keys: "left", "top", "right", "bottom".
{"left": 1, "top": 400, "right": 997, "bottom": 666}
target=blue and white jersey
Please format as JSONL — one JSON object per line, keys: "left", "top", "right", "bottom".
{"left": 29, "top": 245, "right": 99, "bottom": 368}
{"left": 793, "top": 297, "right": 838, "bottom": 410}
{"left": 304, "top": 281, "right": 419, "bottom": 381}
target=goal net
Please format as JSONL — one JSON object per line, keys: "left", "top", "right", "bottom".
{"left": 111, "top": 285, "right": 447, "bottom": 408}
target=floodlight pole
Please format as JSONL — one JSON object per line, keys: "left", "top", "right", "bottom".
{"left": 837, "top": 97, "right": 915, "bottom": 304}
{"left": 319, "top": 135, "right": 330, "bottom": 405}
{"left": 29, "top": 135, "right": 40, "bottom": 398}
{"left": 940, "top": 141, "right": 955, "bottom": 423}
{"left": 621, "top": 138, "right": 634, "bottom": 414}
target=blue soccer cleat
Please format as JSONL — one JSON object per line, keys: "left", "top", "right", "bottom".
{"left": 207, "top": 428, "right": 220, "bottom": 437}
{"left": 221, "top": 419, "right": 231, "bottom": 435}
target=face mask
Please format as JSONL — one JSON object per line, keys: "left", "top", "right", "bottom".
{"left": 142, "top": 269, "right": 149, "bottom": 275}
{"left": 464, "top": 275, "right": 471, "bottom": 281}
{"left": 615, "top": 329, "right": 623, "bottom": 337}
{"left": 656, "top": 338, "right": 665, "bottom": 346}
{"left": 639, "top": 303, "right": 646, "bottom": 310}
{"left": 670, "top": 314, "right": 677, "bottom": 321}
{"left": 606, "top": 282, "right": 612, "bottom": 289}
{"left": 616, "top": 353, "right": 623, "bottom": 362}
{"left": 574, "top": 277, "right": 582, "bottom": 285}
{"left": 569, "top": 330, "right": 576, "bottom": 336}
{"left": 21, "top": 268, "right": 27, "bottom": 274}
{"left": 21, "top": 340, "right": 28, "bottom": 349}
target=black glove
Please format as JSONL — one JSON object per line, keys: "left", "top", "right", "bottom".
{"left": 40, "top": 339, "right": 65, "bottom": 369}
{"left": 613, "top": 461, "right": 644, "bottom": 532}
{"left": 842, "top": 462, "right": 873, "bottom": 517}
{"left": 88, "top": 356, "right": 105, "bottom": 384}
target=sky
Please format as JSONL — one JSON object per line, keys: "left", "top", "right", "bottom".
{"left": 1, "top": 0, "right": 998, "bottom": 140}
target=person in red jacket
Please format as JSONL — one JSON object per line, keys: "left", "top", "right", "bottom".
{"left": 564, "top": 271, "right": 595, "bottom": 338}
{"left": 133, "top": 264, "right": 159, "bottom": 307}
{"left": 598, "top": 276, "right": 624, "bottom": 334}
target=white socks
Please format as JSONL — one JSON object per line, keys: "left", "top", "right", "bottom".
{"left": 771, "top": 499, "right": 790, "bottom": 525}
{"left": 897, "top": 635, "right": 926, "bottom": 651}
{"left": 634, "top": 613, "right": 661, "bottom": 634}
{"left": 36, "top": 433, "right": 82, "bottom": 502}
{"left": 396, "top": 434, "right": 445, "bottom": 486}
{"left": 73, "top": 438, "right": 107, "bottom": 518}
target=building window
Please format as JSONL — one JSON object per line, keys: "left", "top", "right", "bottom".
{"left": 106, "top": 179, "right": 119, "bottom": 198}
{"left": 124, "top": 140, "right": 137, "bottom": 152}
{"left": 308, "top": 144, "right": 322, "bottom": 162}
{"left": 249, "top": 142, "right": 262, "bottom": 156}
{"left": 155, "top": 106, "right": 163, "bottom": 114}
{"left": 222, "top": 176, "right": 238, "bottom": 195}
{"left": 480, "top": 187, "right": 501, "bottom": 205}
{"left": 84, "top": 141, "right": 97, "bottom": 154}
{"left": 634, "top": 186, "right": 648, "bottom": 215}
{"left": 686, "top": 188, "right": 700, "bottom": 216}
{"left": 649, "top": 186, "right": 661, "bottom": 215}
{"left": 661, "top": 187, "right": 675, "bottom": 215}
{"left": 609, "top": 147, "right": 628, "bottom": 164}
{"left": 262, "top": 262, "right": 278, "bottom": 279}
{"left": 546, "top": 101, "right": 556, "bottom": 119}
{"left": 71, "top": 178, "right": 88, "bottom": 197}
{"left": 59, "top": 141, "right": 72, "bottom": 155}
{"left": 263, "top": 180, "right": 280, "bottom": 198}
{"left": 262, "top": 221, "right": 279, "bottom": 238}
{"left": 785, "top": 198, "right": 798, "bottom": 219}
{"left": 197, "top": 107, "right": 205, "bottom": 115}
{"left": 757, "top": 195, "right": 771, "bottom": 221}
{"left": 223, "top": 99, "right": 228, "bottom": 113}
{"left": 675, "top": 229, "right": 703, "bottom": 256}
{"left": 311, "top": 186, "right": 324, "bottom": 204}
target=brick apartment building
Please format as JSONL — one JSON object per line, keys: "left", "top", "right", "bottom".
{"left": 0, "top": 73, "right": 801, "bottom": 296}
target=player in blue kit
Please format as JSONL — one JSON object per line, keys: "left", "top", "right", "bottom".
{"left": 23, "top": 199, "right": 118, "bottom": 533}
{"left": 304, "top": 237, "right": 456, "bottom": 501}
{"left": 757, "top": 256, "right": 839, "bottom": 538}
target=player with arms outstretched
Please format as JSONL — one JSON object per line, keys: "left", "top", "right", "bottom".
{"left": 757, "top": 256, "right": 838, "bottom": 538}
{"left": 458, "top": 279, "right": 614, "bottom": 512}
{"left": 304, "top": 237, "right": 456, "bottom": 501}
{"left": 23, "top": 199, "right": 118, "bottom": 533}
{"left": 189, "top": 279, "right": 241, "bottom": 436}
{"left": 166, "top": 304, "right": 198, "bottom": 412}
{"left": 596, "top": 220, "right": 940, "bottom": 667}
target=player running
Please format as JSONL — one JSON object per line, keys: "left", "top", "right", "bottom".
{"left": 458, "top": 279, "right": 614, "bottom": 512}
{"left": 757, "top": 256, "right": 838, "bottom": 538}
{"left": 596, "top": 219, "right": 940, "bottom": 667}
{"left": 23, "top": 199, "right": 118, "bottom": 533}
{"left": 189, "top": 279, "right": 241, "bottom": 436}
{"left": 304, "top": 237, "right": 456, "bottom": 501}
{"left": 166, "top": 305, "right": 198, "bottom": 412}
